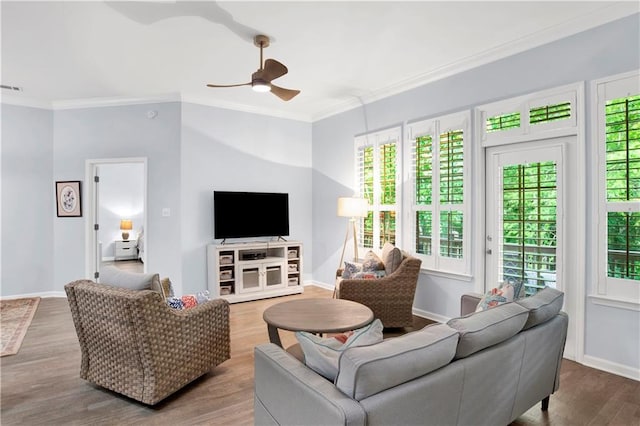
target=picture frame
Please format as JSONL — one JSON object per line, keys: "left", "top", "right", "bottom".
{"left": 56, "top": 181, "right": 82, "bottom": 217}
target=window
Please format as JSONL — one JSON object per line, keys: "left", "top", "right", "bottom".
{"left": 355, "top": 127, "right": 401, "bottom": 250}
{"left": 408, "top": 111, "right": 470, "bottom": 274}
{"left": 595, "top": 71, "right": 640, "bottom": 302}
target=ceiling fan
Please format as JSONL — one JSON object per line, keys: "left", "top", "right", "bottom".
{"left": 207, "top": 35, "right": 300, "bottom": 101}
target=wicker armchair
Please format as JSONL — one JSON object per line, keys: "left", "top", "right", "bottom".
{"left": 65, "top": 280, "right": 230, "bottom": 405}
{"left": 336, "top": 254, "right": 422, "bottom": 328}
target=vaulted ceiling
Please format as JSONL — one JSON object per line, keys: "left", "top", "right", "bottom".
{"left": 2, "top": 1, "right": 637, "bottom": 121}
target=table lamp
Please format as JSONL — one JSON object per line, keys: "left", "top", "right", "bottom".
{"left": 337, "top": 196, "right": 369, "bottom": 271}
{"left": 120, "top": 219, "right": 133, "bottom": 240}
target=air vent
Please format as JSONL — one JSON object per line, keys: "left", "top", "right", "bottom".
{"left": 1, "top": 85, "right": 23, "bottom": 92}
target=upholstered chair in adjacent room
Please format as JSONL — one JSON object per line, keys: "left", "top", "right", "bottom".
{"left": 65, "top": 279, "right": 230, "bottom": 405}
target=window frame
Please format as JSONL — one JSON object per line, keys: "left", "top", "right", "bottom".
{"left": 592, "top": 70, "right": 640, "bottom": 307}
{"left": 406, "top": 111, "right": 471, "bottom": 276}
{"left": 354, "top": 126, "right": 402, "bottom": 252}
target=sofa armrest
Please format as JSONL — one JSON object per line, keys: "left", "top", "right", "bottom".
{"left": 460, "top": 292, "right": 484, "bottom": 316}
{"left": 254, "top": 344, "right": 366, "bottom": 426}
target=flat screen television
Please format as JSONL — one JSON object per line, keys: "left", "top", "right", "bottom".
{"left": 214, "top": 191, "right": 290, "bottom": 239}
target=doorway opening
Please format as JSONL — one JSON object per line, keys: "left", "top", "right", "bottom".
{"left": 85, "top": 158, "right": 147, "bottom": 280}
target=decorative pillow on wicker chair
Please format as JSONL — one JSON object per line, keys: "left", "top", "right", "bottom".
{"left": 100, "top": 266, "right": 162, "bottom": 294}
{"left": 342, "top": 261, "right": 363, "bottom": 279}
{"left": 361, "top": 250, "right": 385, "bottom": 272}
{"left": 295, "top": 319, "right": 384, "bottom": 381}
{"left": 381, "top": 242, "right": 403, "bottom": 275}
{"left": 351, "top": 271, "right": 387, "bottom": 280}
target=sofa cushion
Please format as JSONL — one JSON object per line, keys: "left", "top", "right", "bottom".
{"left": 100, "top": 266, "right": 162, "bottom": 294}
{"left": 516, "top": 286, "right": 564, "bottom": 330}
{"left": 381, "top": 242, "right": 403, "bottom": 275}
{"left": 447, "top": 302, "right": 528, "bottom": 359}
{"left": 335, "top": 323, "right": 459, "bottom": 400}
{"left": 296, "top": 319, "right": 383, "bottom": 381}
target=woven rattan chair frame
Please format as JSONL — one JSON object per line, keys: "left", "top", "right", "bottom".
{"left": 337, "top": 255, "right": 422, "bottom": 328}
{"left": 65, "top": 280, "right": 230, "bottom": 405}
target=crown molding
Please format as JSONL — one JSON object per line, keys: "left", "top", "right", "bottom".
{"left": 181, "top": 94, "right": 312, "bottom": 122}
{"left": 310, "top": 2, "right": 640, "bottom": 122}
{"left": 1, "top": 94, "right": 52, "bottom": 110}
{"left": 52, "top": 93, "right": 182, "bottom": 110}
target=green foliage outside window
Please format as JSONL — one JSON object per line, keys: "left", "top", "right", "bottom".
{"left": 440, "top": 211, "right": 463, "bottom": 258}
{"left": 380, "top": 211, "right": 396, "bottom": 249}
{"left": 530, "top": 102, "right": 571, "bottom": 125}
{"left": 486, "top": 112, "right": 520, "bottom": 132}
{"left": 415, "top": 211, "right": 432, "bottom": 255}
{"left": 440, "top": 130, "right": 464, "bottom": 204}
{"left": 415, "top": 135, "right": 433, "bottom": 205}
{"left": 605, "top": 94, "right": 640, "bottom": 280}
{"left": 380, "top": 143, "right": 396, "bottom": 205}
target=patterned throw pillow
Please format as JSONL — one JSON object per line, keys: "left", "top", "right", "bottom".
{"left": 295, "top": 319, "right": 384, "bottom": 380}
{"left": 475, "top": 284, "right": 515, "bottom": 312}
{"left": 342, "top": 261, "right": 363, "bottom": 279}
{"left": 361, "top": 250, "right": 385, "bottom": 272}
{"left": 351, "top": 271, "right": 387, "bottom": 280}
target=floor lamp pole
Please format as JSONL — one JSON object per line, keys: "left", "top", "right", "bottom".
{"left": 352, "top": 218, "right": 358, "bottom": 262}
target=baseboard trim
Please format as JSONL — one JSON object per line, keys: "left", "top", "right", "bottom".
{"left": 582, "top": 355, "right": 640, "bottom": 381}
{"left": 1, "top": 291, "right": 67, "bottom": 299}
{"left": 305, "top": 281, "right": 334, "bottom": 291}
{"left": 412, "top": 307, "right": 451, "bottom": 324}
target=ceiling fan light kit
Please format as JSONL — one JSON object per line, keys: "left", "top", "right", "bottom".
{"left": 207, "top": 35, "right": 300, "bottom": 101}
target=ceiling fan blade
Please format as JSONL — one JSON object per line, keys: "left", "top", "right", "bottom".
{"left": 262, "top": 59, "right": 288, "bottom": 82}
{"left": 206, "top": 82, "right": 251, "bottom": 88}
{"left": 270, "top": 83, "right": 300, "bottom": 101}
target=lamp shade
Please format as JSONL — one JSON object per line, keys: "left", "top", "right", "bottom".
{"left": 337, "top": 197, "right": 369, "bottom": 218}
{"left": 120, "top": 219, "right": 133, "bottom": 231}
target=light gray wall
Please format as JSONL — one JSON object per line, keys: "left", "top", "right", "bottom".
{"left": 1, "top": 104, "right": 54, "bottom": 296}
{"left": 180, "top": 102, "right": 313, "bottom": 294}
{"left": 311, "top": 14, "right": 640, "bottom": 370}
{"left": 52, "top": 102, "right": 181, "bottom": 290}
{"left": 97, "top": 163, "right": 145, "bottom": 259}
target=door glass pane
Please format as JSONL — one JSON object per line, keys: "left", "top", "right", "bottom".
{"left": 379, "top": 211, "right": 396, "bottom": 249}
{"left": 501, "top": 161, "right": 557, "bottom": 296}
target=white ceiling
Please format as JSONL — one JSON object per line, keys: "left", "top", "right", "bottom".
{"left": 2, "top": 1, "right": 638, "bottom": 122}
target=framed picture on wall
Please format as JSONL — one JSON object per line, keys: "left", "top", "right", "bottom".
{"left": 56, "top": 181, "right": 82, "bottom": 217}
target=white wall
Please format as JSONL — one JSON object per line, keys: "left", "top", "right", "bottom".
{"left": 180, "top": 102, "right": 313, "bottom": 294}
{"left": 98, "top": 163, "right": 145, "bottom": 260}
{"left": 52, "top": 102, "right": 182, "bottom": 290}
{"left": 311, "top": 14, "right": 640, "bottom": 375}
{"left": 1, "top": 105, "right": 54, "bottom": 296}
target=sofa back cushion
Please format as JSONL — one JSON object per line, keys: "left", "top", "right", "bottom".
{"left": 447, "top": 302, "right": 528, "bottom": 359}
{"left": 335, "top": 323, "right": 459, "bottom": 400}
{"left": 516, "top": 286, "right": 564, "bottom": 330}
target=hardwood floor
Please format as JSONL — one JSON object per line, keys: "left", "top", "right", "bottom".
{"left": 1, "top": 286, "right": 638, "bottom": 425}
{"left": 101, "top": 259, "right": 144, "bottom": 273}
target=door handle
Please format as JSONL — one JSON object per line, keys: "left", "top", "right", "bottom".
{"left": 486, "top": 249, "right": 492, "bottom": 255}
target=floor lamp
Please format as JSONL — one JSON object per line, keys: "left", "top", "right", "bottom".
{"left": 337, "top": 197, "right": 369, "bottom": 272}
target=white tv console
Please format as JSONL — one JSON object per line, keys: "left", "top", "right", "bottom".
{"left": 207, "top": 240, "right": 303, "bottom": 303}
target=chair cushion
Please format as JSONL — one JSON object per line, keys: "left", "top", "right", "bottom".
{"left": 381, "top": 242, "right": 403, "bottom": 275}
{"left": 447, "top": 302, "right": 529, "bottom": 359}
{"left": 100, "top": 265, "right": 162, "bottom": 294}
{"left": 335, "top": 323, "right": 459, "bottom": 400}
{"left": 295, "top": 319, "right": 383, "bottom": 381}
{"left": 516, "top": 286, "right": 564, "bottom": 330}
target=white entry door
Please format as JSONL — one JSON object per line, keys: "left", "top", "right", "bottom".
{"left": 485, "top": 136, "right": 580, "bottom": 360}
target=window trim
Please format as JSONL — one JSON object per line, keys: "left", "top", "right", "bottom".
{"left": 354, "top": 126, "right": 402, "bottom": 251}
{"left": 406, "top": 110, "right": 471, "bottom": 276}
{"left": 592, "top": 70, "right": 640, "bottom": 305}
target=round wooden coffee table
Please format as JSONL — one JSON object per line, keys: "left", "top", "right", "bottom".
{"left": 263, "top": 298, "right": 374, "bottom": 347}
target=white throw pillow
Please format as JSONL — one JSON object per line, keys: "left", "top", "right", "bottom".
{"left": 100, "top": 265, "right": 162, "bottom": 294}
{"left": 295, "top": 319, "right": 384, "bottom": 381}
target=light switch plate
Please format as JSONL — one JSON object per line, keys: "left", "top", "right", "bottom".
{"left": 162, "top": 208, "right": 170, "bottom": 217}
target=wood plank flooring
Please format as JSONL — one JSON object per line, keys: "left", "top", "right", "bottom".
{"left": 1, "top": 286, "right": 638, "bottom": 425}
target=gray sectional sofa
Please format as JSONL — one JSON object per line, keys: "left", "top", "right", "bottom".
{"left": 254, "top": 287, "right": 567, "bottom": 426}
